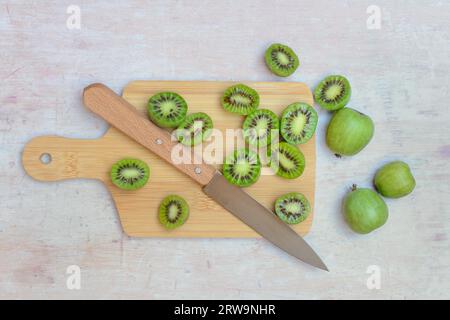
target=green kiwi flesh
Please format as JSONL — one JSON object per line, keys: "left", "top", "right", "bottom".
{"left": 159, "top": 195, "right": 189, "bottom": 230}
{"left": 147, "top": 92, "right": 188, "bottom": 128}
{"left": 280, "top": 103, "right": 318, "bottom": 145}
{"left": 265, "top": 43, "right": 299, "bottom": 77}
{"left": 110, "top": 158, "right": 150, "bottom": 190}
{"left": 270, "top": 142, "right": 305, "bottom": 179}
{"left": 314, "top": 75, "right": 351, "bottom": 111}
{"left": 275, "top": 192, "right": 311, "bottom": 224}
{"left": 175, "top": 112, "right": 213, "bottom": 146}
{"left": 243, "top": 109, "right": 280, "bottom": 147}
{"left": 223, "top": 148, "right": 261, "bottom": 187}
{"left": 221, "top": 84, "right": 260, "bottom": 115}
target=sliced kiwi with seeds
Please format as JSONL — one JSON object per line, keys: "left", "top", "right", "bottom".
{"left": 221, "top": 84, "right": 259, "bottom": 115}
{"left": 280, "top": 102, "right": 318, "bottom": 145}
{"left": 243, "top": 109, "right": 280, "bottom": 147}
{"left": 147, "top": 92, "right": 188, "bottom": 128}
{"left": 223, "top": 148, "right": 261, "bottom": 187}
{"left": 314, "top": 75, "right": 351, "bottom": 111}
{"left": 275, "top": 192, "right": 311, "bottom": 224}
{"left": 110, "top": 158, "right": 150, "bottom": 190}
{"left": 175, "top": 112, "right": 213, "bottom": 146}
{"left": 270, "top": 142, "right": 305, "bottom": 179}
{"left": 159, "top": 195, "right": 189, "bottom": 230}
{"left": 265, "top": 43, "right": 299, "bottom": 77}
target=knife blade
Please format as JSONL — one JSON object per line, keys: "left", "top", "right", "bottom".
{"left": 83, "top": 83, "right": 328, "bottom": 271}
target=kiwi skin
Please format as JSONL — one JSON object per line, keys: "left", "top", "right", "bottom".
{"left": 374, "top": 161, "right": 416, "bottom": 198}
{"left": 159, "top": 195, "right": 189, "bottom": 230}
{"left": 343, "top": 187, "right": 388, "bottom": 234}
{"left": 326, "top": 108, "right": 374, "bottom": 156}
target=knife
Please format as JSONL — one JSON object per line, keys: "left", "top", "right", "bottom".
{"left": 83, "top": 83, "right": 328, "bottom": 271}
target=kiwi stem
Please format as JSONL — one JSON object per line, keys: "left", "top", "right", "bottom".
{"left": 351, "top": 184, "right": 358, "bottom": 192}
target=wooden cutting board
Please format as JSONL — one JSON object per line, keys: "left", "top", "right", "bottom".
{"left": 22, "top": 81, "right": 316, "bottom": 238}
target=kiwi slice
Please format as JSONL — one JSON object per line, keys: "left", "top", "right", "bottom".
{"left": 270, "top": 142, "right": 305, "bottom": 179}
{"left": 159, "top": 195, "right": 189, "bottom": 230}
{"left": 221, "top": 84, "right": 260, "bottom": 115}
{"left": 223, "top": 149, "right": 261, "bottom": 187}
{"left": 314, "top": 75, "right": 351, "bottom": 111}
{"left": 147, "top": 92, "right": 188, "bottom": 128}
{"left": 275, "top": 192, "right": 311, "bottom": 224}
{"left": 280, "top": 102, "right": 318, "bottom": 145}
{"left": 265, "top": 43, "right": 299, "bottom": 77}
{"left": 110, "top": 158, "right": 150, "bottom": 190}
{"left": 175, "top": 112, "right": 213, "bottom": 146}
{"left": 243, "top": 109, "right": 280, "bottom": 147}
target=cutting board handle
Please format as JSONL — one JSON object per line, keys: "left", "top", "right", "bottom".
{"left": 22, "top": 135, "right": 102, "bottom": 182}
{"left": 83, "top": 83, "right": 217, "bottom": 186}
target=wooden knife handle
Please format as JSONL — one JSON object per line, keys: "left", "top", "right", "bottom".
{"left": 83, "top": 83, "right": 217, "bottom": 186}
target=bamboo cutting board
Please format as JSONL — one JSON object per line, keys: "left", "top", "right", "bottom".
{"left": 22, "top": 81, "right": 316, "bottom": 238}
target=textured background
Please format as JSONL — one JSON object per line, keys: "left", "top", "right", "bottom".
{"left": 0, "top": 0, "right": 449, "bottom": 299}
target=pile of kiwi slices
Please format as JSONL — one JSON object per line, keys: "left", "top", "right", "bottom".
{"left": 220, "top": 80, "right": 317, "bottom": 188}
{"left": 109, "top": 43, "right": 318, "bottom": 229}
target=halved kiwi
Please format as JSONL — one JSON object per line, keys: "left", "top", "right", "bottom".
{"left": 110, "top": 158, "right": 150, "bottom": 190}
{"left": 147, "top": 92, "right": 188, "bottom": 128}
{"left": 270, "top": 142, "right": 305, "bottom": 179}
{"left": 265, "top": 43, "right": 299, "bottom": 77}
{"left": 159, "top": 195, "right": 189, "bottom": 230}
{"left": 314, "top": 75, "right": 351, "bottom": 111}
{"left": 280, "top": 102, "right": 318, "bottom": 145}
{"left": 221, "top": 84, "right": 259, "bottom": 115}
{"left": 175, "top": 112, "right": 213, "bottom": 146}
{"left": 223, "top": 148, "right": 261, "bottom": 187}
{"left": 275, "top": 192, "right": 311, "bottom": 224}
{"left": 243, "top": 109, "right": 280, "bottom": 147}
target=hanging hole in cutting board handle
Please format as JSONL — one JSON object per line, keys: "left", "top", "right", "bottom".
{"left": 22, "top": 135, "right": 102, "bottom": 182}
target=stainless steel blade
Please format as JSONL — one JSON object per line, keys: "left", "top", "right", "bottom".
{"left": 203, "top": 172, "right": 328, "bottom": 271}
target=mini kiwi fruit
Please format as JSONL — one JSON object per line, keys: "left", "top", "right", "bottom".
{"left": 265, "top": 43, "right": 299, "bottom": 77}
{"left": 222, "top": 148, "right": 261, "bottom": 187}
{"left": 270, "top": 142, "right": 305, "bottom": 179}
{"left": 314, "top": 75, "right": 351, "bottom": 111}
{"left": 110, "top": 158, "right": 150, "bottom": 190}
{"left": 221, "top": 84, "right": 260, "bottom": 115}
{"left": 175, "top": 112, "right": 213, "bottom": 146}
{"left": 280, "top": 102, "right": 318, "bottom": 145}
{"left": 159, "top": 195, "right": 189, "bottom": 230}
{"left": 374, "top": 161, "right": 416, "bottom": 198}
{"left": 275, "top": 192, "right": 311, "bottom": 224}
{"left": 326, "top": 108, "right": 374, "bottom": 156}
{"left": 243, "top": 109, "right": 280, "bottom": 147}
{"left": 147, "top": 92, "right": 188, "bottom": 128}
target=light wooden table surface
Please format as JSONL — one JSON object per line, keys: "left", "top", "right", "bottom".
{"left": 0, "top": 0, "right": 449, "bottom": 299}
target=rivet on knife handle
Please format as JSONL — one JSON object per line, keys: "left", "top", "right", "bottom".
{"left": 82, "top": 83, "right": 217, "bottom": 186}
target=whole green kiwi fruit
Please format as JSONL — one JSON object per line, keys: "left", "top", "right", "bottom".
{"left": 343, "top": 185, "right": 389, "bottom": 234}
{"left": 374, "top": 161, "right": 416, "bottom": 198}
{"left": 326, "top": 108, "right": 374, "bottom": 156}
